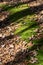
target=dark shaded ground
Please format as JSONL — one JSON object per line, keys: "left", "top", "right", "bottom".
{"left": 0, "top": 4, "right": 43, "bottom": 28}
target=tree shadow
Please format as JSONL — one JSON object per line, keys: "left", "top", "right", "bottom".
{"left": 34, "top": 37, "right": 43, "bottom": 45}
{"left": 8, "top": 4, "right": 43, "bottom": 21}
{"left": 0, "top": 4, "right": 43, "bottom": 28}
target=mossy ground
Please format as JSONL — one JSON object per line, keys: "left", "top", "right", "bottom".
{"left": 27, "top": 50, "right": 43, "bottom": 65}
{"left": 0, "top": 3, "right": 43, "bottom": 65}
{"left": 2, "top": 4, "right": 39, "bottom": 41}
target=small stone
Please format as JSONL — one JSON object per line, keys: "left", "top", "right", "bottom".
{"left": 2, "top": 34, "right": 5, "bottom": 38}
{"left": 11, "top": 33, "right": 14, "bottom": 35}
{"left": 0, "top": 34, "right": 2, "bottom": 37}
{"left": 1, "top": 44, "right": 5, "bottom": 48}
{"left": 40, "top": 11, "right": 43, "bottom": 15}
{"left": 9, "top": 44, "right": 14, "bottom": 48}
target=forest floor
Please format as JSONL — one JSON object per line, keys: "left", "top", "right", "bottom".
{"left": 0, "top": 2, "right": 43, "bottom": 65}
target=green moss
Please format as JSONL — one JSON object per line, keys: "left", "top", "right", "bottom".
{"left": 14, "top": 20, "right": 39, "bottom": 41}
